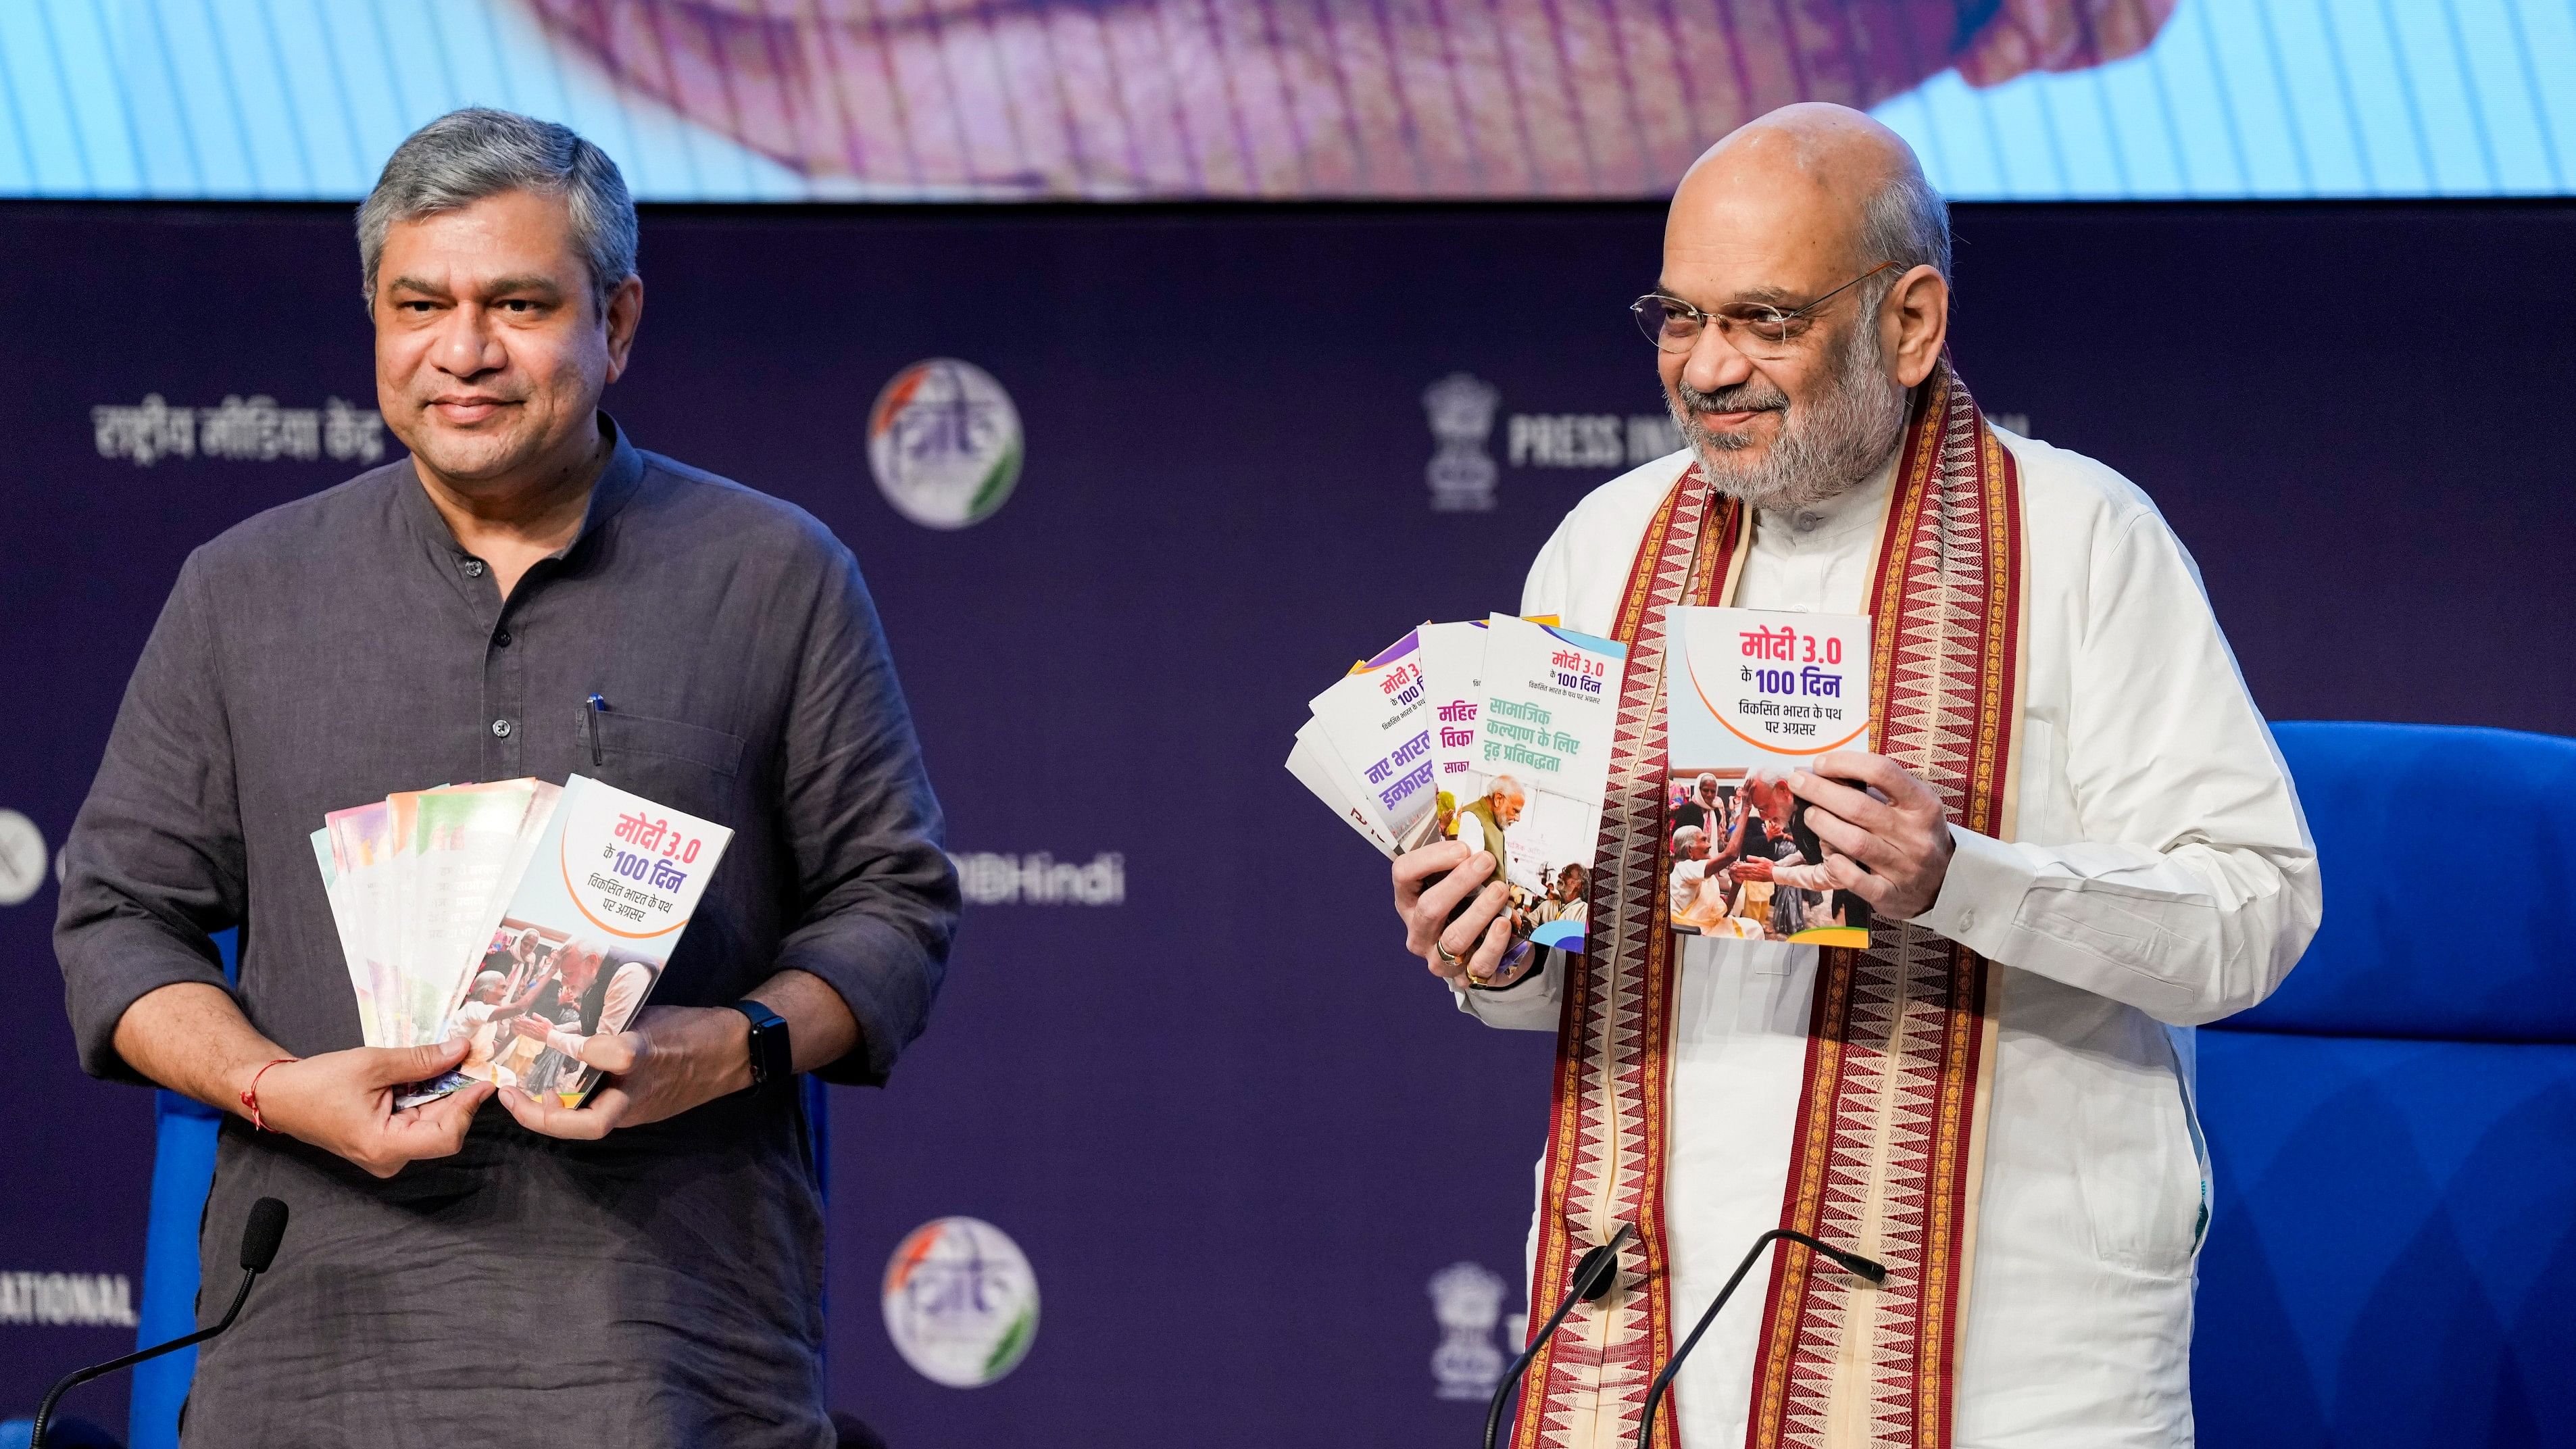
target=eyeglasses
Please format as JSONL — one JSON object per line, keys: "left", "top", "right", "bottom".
{"left": 1631, "top": 261, "right": 1903, "bottom": 356}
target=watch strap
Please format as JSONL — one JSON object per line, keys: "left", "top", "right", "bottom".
{"left": 729, "top": 1000, "right": 791, "bottom": 1097}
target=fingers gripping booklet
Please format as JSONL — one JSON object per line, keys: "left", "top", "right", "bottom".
{"left": 1286, "top": 614, "right": 1624, "bottom": 968}
{"left": 312, "top": 775, "right": 733, "bottom": 1110}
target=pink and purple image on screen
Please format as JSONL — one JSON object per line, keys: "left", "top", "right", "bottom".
{"left": 530, "top": 0, "right": 2170, "bottom": 196}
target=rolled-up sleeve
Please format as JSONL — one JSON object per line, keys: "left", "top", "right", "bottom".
{"left": 1909, "top": 508, "right": 2321, "bottom": 1025}
{"left": 772, "top": 543, "right": 960, "bottom": 1084}
{"left": 56, "top": 553, "right": 245, "bottom": 1083}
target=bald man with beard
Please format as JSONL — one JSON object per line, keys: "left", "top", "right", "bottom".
{"left": 1394, "top": 105, "right": 2317, "bottom": 1448}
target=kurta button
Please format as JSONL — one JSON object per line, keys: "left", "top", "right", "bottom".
{"left": 491, "top": 718, "right": 514, "bottom": 739}
{"left": 495, "top": 630, "right": 513, "bottom": 647}
{"left": 1956, "top": 909, "right": 1976, "bottom": 933}
{"left": 462, "top": 558, "right": 486, "bottom": 577}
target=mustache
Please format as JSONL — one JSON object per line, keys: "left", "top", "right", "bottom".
{"left": 1674, "top": 377, "right": 1789, "bottom": 418}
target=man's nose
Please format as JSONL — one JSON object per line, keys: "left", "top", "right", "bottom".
{"left": 1677, "top": 324, "right": 1755, "bottom": 397}
{"left": 432, "top": 303, "right": 507, "bottom": 378}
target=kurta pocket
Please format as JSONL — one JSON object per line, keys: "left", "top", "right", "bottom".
{"left": 572, "top": 705, "right": 747, "bottom": 819}
{"left": 2070, "top": 1031, "right": 2204, "bottom": 1275}
{"left": 578, "top": 708, "right": 745, "bottom": 776}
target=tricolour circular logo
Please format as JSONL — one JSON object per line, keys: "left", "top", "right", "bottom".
{"left": 0, "top": 810, "right": 47, "bottom": 907}
{"left": 881, "top": 1217, "right": 1039, "bottom": 1387}
{"left": 866, "top": 360, "right": 1023, "bottom": 529}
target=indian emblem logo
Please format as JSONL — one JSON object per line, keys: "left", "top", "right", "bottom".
{"left": 1427, "top": 1261, "right": 1510, "bottom": 1400}
{"left": 1422, "top": 372, "right": 1501, "bottom": 513}
{"left": 882, "top": 1217, "right": 1039, "bottom": 1387}
{"left": 866, "top": 360, "right": 1024, "bottom": 529}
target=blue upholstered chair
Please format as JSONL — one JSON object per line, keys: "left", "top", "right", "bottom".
{"left": 124, "top": 931, "right": 831, "bottom": 1449}
{"left": 2194, "top": 722, "right": 2576, "bottom": 1447}
{"left": 123, "top": 935, "right": 234, "bottom": 1449}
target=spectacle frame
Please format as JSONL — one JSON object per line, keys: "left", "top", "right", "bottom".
{"left": 1631, "top": 260, "right": 1905, "bottom": 357}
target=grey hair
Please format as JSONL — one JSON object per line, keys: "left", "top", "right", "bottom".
{"left": 1859, "top": 164, "right": 1951, "bottom": 289}
{"left": 356, "top": 107, "right": 637, "bottom": 314}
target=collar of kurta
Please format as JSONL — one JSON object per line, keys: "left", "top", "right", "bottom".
{"left": 395, "top": 411, "right": 647, "bottom": 591}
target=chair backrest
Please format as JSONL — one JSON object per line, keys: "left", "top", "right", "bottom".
{"left": 2192, "top": 722, "right": 2576, "bottom": 1448}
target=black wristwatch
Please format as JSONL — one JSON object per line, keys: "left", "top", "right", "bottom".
{"left": 730, "top": 1000, "right": 792, "bottom": 1099}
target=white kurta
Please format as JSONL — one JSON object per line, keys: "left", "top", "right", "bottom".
{"left": 1462, "top": 433, "right": 2321, "bottom": 1448}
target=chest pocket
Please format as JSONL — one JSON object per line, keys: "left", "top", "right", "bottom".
{"left": 575, "top": 706, "right": 746, "bottom": 814}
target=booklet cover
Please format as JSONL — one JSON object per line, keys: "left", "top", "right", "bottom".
{"left": 1414, "top": 619, "right": 1493, "bottom": 828}
{"left": 1462, "top": 615, "right": 1627, "bottom": 956}
{"left": 320, "top": 800, "right": 403, "bottom": 1046}
{"left": 1285, "top": 723, "right": 1398, "bottom": 858}
{"left": 1664, "top": 606, "right": 1875, "bottom": 947}
{"left": 442, "top": 775, "right": 735, "bottom": 1108}
{"left": 1305, "top": 630, "right": 1443, "bottom": 854}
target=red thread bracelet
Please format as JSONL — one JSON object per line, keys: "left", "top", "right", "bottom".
{"left": 240, "top": 1057, "right": 296, "bottom": 1131}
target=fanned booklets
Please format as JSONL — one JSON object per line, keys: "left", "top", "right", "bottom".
{"left": 1304, "top": 630, "right": 1443, "bottom": 855}
{"left": 1287, "top": 614, "right": 1625, "bottom": 962}
{"left": 312, "top": 775, "right": 731, "bottom": 1108}
{"left": 1664, "top": 606, "right": 1875, "bottom": 947}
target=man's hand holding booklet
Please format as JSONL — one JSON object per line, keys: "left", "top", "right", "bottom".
{"left": 311, "top": 774, "right": 732, "bottom": 1110}
{"left": 1290, "top": 604, "right": 1888, "bottom": 989}
{"left": 1287, "top": 614, "right": 1626, "bottom": 987}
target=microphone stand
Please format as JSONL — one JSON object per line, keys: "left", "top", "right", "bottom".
{"left": 1483, "top": 1223, "right": 1635, "bottom": 1449}
{"left": 1633, "top": 1229, "right": 1885, "bottom": 1449}
{"left": 30, "top": 1270, "right": 257, "bottom": 1448}
{"left": 32, "top": 1196, "right": 287, "bottom": 1449}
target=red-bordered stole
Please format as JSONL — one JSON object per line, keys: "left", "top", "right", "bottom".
{"left": 1513, "top": 363, "right": 2024, "bottom": 1449}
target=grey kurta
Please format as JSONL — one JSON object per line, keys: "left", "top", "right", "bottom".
{"left": 55, "top": 417, "right": 958, "bottom": 1448}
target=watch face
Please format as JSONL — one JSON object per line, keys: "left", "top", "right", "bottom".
{"left": 745, "top": 1007, "right": 791, "bottom": 1087}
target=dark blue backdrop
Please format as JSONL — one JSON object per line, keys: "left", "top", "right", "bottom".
{"left": 1, "top": 197, "right": 2571, "bottom": 1444}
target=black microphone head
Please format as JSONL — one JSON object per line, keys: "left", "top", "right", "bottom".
{"left": 1831, "top": 1250, "right": 1887, "bottom": 1283}
{"left": 1572, "top": 1242, "right": 1623, "bottom": 1303}
{"left": 239, "top": 1198, "right": 289, "bottom": 1273}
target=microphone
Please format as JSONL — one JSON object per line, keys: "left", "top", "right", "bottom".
{"left": 1483, "top": 1222, "right": 1635, "bottom": 1449}
{"left": 1633, "top": 1229, "right": 1884, "bottom": 1449}
{"left": 30, "top": 1198, "right": 289, "bottom": 1449}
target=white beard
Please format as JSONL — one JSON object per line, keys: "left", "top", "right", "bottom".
{"left": 1668, "top": 318, "right": 1912, "bottom": 515}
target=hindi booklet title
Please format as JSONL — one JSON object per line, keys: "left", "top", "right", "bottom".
{"left": 1662, "top": 606, "right": 1875, "bottom": 948}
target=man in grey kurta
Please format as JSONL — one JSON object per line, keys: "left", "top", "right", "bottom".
{"left": 55, "top": 110, "right": 955, "bottom": 1447}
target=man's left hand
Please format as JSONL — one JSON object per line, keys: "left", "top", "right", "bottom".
{"left": 1785, "top": 751, "right": 1956, "bottom": 920}
{"left": 498, "top": 1004, "right": 751, "bottom": 1139}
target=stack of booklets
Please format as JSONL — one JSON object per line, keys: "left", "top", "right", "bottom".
{"left": 312, "top": 774, "right": 733, "bottom": 1107}
{"left": 1286, "top": 615, "right": 1627, "bottom": 965}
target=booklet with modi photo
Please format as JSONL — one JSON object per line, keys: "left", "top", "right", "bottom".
{"left": 1664, "top": 606, "right": 1875, "bottom": 948}
{"left": 1460, "top": 614, "right": 1627, "bottom": 964}
{"left": 394, "top": 775, "right": 733, "bottom": 1109}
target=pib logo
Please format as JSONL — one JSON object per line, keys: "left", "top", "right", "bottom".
{"left": 867, "top": 360, "right": 1024, "bottom": 529}
{"left": 882, "top": 1217, "right": 1040, "bottom": 1387}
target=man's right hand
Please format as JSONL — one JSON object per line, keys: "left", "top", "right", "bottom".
{"left": 1393, "top": 841, "right": 1520, "bottom": 985}
{"left": 245, "top": 1038, "right": 493, "bottom": 1179}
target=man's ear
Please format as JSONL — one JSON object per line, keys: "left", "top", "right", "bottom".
{"left": 1884, "top": 265, "right": 1949, "bottom": 388}
{"left": 603, "top": 274, "right": 645, "bottom": 383}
